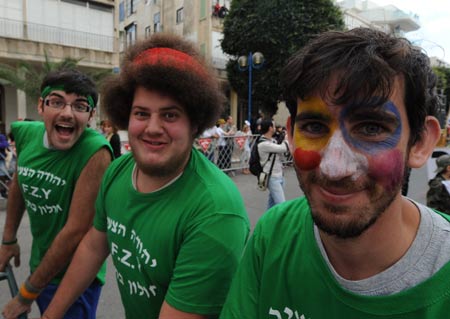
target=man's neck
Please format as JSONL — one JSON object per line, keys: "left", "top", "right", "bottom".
{"left": 263, "top": 133, "right": 272, "bottom": 140}
{"left": 318, "top": 196, "right": 420, "bottom": 280}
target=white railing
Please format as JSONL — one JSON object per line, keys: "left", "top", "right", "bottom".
{"left": 0, "top": 17, "right": 114, "bottom": 52}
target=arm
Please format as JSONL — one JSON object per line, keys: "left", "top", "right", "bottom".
{"left": 258, "top": 140, "right": 289, "bottom": 154}
{"left": 0, "top": 173, "right": 26, "bottom": 271}
{"left": 220, "top": 233, "right": 260, "bottom": 319}
{"left": 162, "top": 214, "right": 249, "bottom": 318}
{"left": 42, "top": 227, "right": 110, "bottom": 319}
{"left": 159, "top": 302, "right": 208, "bottom": 319}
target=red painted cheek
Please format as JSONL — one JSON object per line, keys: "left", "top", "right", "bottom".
{"left": 294, "top": 148, "right": 322, "bottom": 170}
{"left": 368, "top": 150, "right": 404, "bottom": 192}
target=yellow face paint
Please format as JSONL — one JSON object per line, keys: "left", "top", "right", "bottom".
{"left": 294, "top": 97, "right": 338, "bottom": 152}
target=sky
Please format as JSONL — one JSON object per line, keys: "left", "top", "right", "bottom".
{"left": 373, "top": 0, "right": 449, "bottom": 63}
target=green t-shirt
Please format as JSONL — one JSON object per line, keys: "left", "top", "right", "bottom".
{"left": 220, "top": 197, "right": 450, "bottom": 319}
{"left": 12, "top": 121, "right": 111, "bottom": 284}
{"left": 94, "top": 148, "right": 250, "bottom": 319}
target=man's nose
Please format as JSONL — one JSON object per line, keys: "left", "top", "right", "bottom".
{"left": 144, "top": 115, "right": 164, "bottom": 134}
{"left": 319, "top": 131, "right": 368, "bottom": 181}
{"left": 59, "top": 103, "right": 75, "bottom": 117}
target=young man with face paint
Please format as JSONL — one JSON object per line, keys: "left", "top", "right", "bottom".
{"left": 220, "top": 28, "right": 450, "bottom": 318}
{"left": 41, "top": 34, "right": 249, "bottom": 319}
{"left": 0, "top": 69, "right": 113, "bottom": 319}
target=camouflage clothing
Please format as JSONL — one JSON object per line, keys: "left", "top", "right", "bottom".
{"left": 427, "top": 174, "right": 450, "bottom": 215}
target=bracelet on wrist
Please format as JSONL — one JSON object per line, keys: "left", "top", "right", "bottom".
{"left": 1, "top": 238, "right": 17, "bottom": 245}
{"left": 18, "top": 277, "right": 43, "bottom": 304}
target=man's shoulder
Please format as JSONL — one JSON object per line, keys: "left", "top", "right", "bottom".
{"left": 257, "top": 197, "right": 311, "bottom": 232}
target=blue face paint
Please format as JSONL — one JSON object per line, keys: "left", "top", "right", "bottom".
{"left": 339, "top": 101, "right": 402, "bottom": 154}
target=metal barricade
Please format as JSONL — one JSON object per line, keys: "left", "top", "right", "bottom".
{"left": 195, "top": 134, "right": 292, "bottom": 173}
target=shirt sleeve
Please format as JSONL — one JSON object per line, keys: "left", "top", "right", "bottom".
{"left": 258, "top": 140, "right": 289, "bottom": 154}
{"left": 220, "top": 229, "right": 261, "bottom": 319}
{"left": 165, "top": 212, "right": 249, "bottom": 316}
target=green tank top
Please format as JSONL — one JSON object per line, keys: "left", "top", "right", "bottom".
{"left": 12, "top": 121, "right": 111, "bottom": 284}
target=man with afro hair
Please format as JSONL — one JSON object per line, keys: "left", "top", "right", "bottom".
{"left": 42, "top": 34, "right": 249, "bottom": 319}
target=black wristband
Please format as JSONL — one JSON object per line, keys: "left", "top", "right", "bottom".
{"left": 2, "top": 238, "right": 17, "bottom": 245}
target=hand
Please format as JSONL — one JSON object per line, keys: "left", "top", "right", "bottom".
{"left": 1, "top": 296, "right": 30, "bottom": 319}
{"left": 0, "top": 243, "right": 20, "bottom": 271}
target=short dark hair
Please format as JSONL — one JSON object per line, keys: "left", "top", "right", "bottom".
{"left": 260, "top": 119, "right": 273, "bottom": 134}
{"left": 101, "top": 33, "right": 225, "bottom": 136}
{"left": 281, "top": 27, "right": 440, "bottom": 145}
{"left": 40, "top": 69, "right": 98, "bottom": 107}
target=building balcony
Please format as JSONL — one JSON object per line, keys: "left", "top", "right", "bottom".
{"left": 0, "top": 17, "right": 114, "bottom": 52}
{"left": 360, "top": 5, "right": 420, "bottom": 33}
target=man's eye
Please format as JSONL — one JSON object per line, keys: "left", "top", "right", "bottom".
{"left": 163, "top": 112, "right": 178, "bottom": 120}
{"left": 52, "top": 100, "right": 65, "bottom": 108}
{"left": 354, "top": 122, "right": 391, "bottom": 138}
{"left": 134, "top": 111, "right": 148, "bottom": 118}
{"left": 73, "top": 103, "right": 89, "bottom": 112}
{"left": 299, "top": 122, "right": 328, "bottom": 136}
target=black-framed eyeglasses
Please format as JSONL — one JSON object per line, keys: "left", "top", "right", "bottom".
{"left": 44, "top": 98, "right": 92, "bottom": 113}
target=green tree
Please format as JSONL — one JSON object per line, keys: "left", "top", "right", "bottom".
{"left": 221, "top": 0, "right": 344, "bottom": 118}
{"left": 0, "top": 52, "right": 111, "bottom": 104}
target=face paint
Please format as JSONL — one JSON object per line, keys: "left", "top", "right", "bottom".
{"left": 368, "top": 149, "right": 404, "bottom": 193}
{"left": 294, "top": 148, "right": 321, "bottom": 170}
{"left": 340, "top": 101, "right": 402, "bottom": 154}
{"left": 293, "top": 97, "right": 338, "bottom": 170}
{"left": 319, "top": 131, "right": 368, "bottom": 181}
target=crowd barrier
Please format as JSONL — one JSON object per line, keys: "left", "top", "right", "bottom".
{"left": 194, "top": 134, "right": 292, "bottom": 173}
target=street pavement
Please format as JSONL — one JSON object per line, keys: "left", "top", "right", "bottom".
{"left": 0, "top": 164, "right": 428, "bottom": 318}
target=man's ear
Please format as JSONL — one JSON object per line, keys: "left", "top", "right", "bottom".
{"left": 89, "top": 109, "right": 96, "bottom": 121}
{"left": 37, "top": 97, "right": 44, "bottom": 115}
{"left": 408, "top": 116, "right": 441, "bottom": 168}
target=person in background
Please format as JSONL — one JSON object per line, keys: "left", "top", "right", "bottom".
{"left": 102, "top": 119, "right": 121, "bottom": 159}
{"left": 199, "top": 125, "right": 219, "bottom": 162}
{"left": 221, "top": 27, "right": 450, "bottom": 318}
{"left": 257, "top": 120, "right": 289, "bottom": 209}
{"left": 427, "top": 154, "right": 450, "bottom": 215}
{"left": 41, "top": 33, "right": 249, "bottom": 319}
{"left": 0, "top": 69, "right": 112, "bottom": 319}
{"left": 238, "top": 123, "right": 252, "bottom": 175}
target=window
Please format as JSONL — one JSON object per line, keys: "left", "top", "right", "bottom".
{"left": 200, "top": 0, "right": 206, "bottom": 19}
{"left": 125, "top": 23, "right": 137, "bottom": 47}
{"left": 145, "top": 26, "right": 151, "bottom": 38}
{"left": 126, "top": 0, "right": 137, "bottom": 17}
{"left": 154, "top": 12, "right": 161, "bottom": 32}
{"left": 200, "top": 43, "right": 206, "bottom": 56}
{"left": 176, "top": 7, "right": 184, "bottom": 24}
{"left": 119, "top": 1, "right": 125, "bottom": 22}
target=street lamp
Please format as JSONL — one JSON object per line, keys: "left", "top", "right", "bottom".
{"left": 238, "top": 52, "right": 264, "bottom": 122}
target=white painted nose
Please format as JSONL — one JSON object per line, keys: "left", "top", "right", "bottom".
{"left": 319, "top": 131, "right": 368, "bottom": 181}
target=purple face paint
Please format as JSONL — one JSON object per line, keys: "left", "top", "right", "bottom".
{"left": 340, "top": 101, "right": 402, "bottom": 154}
{"left": 368, "top": 149, "right": 404, "bottom": 193}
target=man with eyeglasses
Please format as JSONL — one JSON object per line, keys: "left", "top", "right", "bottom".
{"left": 0, "top": 69, "right": 113, "bottom": 319}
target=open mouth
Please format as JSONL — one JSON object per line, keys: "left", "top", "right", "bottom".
{"left": 55, "top": 124, "right": 75, "bottom": 136}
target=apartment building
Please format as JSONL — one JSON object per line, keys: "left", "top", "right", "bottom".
{"left": 0, "top": 0, "right": 118, "bottom": 132}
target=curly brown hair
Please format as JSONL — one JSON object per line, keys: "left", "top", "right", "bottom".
{"left": 281, "top": 27, "right": 440, "bottom": 146}
{"left": 101, "top": 33, "right": 224, "bottom": 136}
